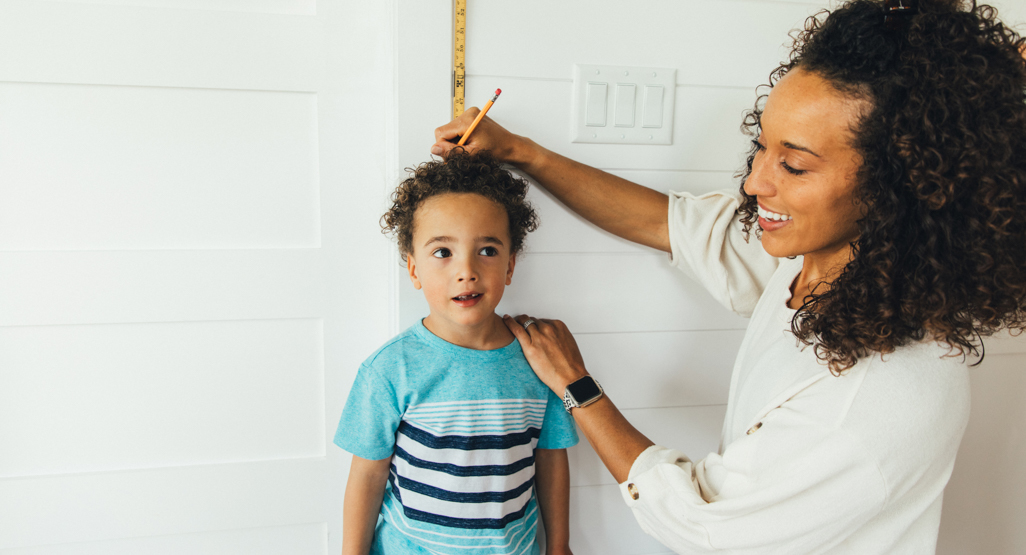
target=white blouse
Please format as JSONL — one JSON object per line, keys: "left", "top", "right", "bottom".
{"left": 617, "top": 190, "right": 970, "bottom": 554}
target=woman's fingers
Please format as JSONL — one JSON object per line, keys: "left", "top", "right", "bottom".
{"left": 431, "top": 110, "right": 517, "bottom": 160}
{"left": 503, "top": 314, "right": 532, "bottom": 345}
{"left": 432, "top": 108, "right": 481, "bottom": 156}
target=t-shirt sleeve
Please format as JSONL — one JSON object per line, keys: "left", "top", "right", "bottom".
{"left": 536, "top": 389, "right": 579, "bottom": 449}
{"left": 334, "top": 363, "right": 403, "bottom": 460}
{"left": 667, "top": 189, "right": 780, "bottom": 317}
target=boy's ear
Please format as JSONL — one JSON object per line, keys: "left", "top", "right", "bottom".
{"left": 407, "top": 254, "right": 423, "bottom": 290}
{"left": 505, "top": 253, "right": 516, "bottom": 286}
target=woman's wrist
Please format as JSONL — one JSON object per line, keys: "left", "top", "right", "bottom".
{"left": 508, "top": 135, "right": 548, "bottom": 172}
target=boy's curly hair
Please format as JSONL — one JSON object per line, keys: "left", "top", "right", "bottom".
{"left": 737, "top": 0, "right": 1026, "bottom": 373}
{"left": 382, "top": 149, "right": 539, "bottom": 262}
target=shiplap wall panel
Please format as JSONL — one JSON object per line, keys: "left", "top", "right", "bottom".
{"left": 0, "top": 458, "right": 329, "bottom": 548}
{"left": 0, "top": 82, "right": 319, "bottom": 250}
{"left": 496, "top": 254, "right": 749, "bottom": 333}
{"left": 400, "top": 253, "right": 750, "bottom": 332}
{"left": 394, "top": 1, "right": 1026, "bottom": 553}
{"left": 49, "top": 0, "right": 318, "bottom": 15}
{"left": 569, "top": 405, "right": 727, "bottom": 488}
{"left": 527, "top": 170, "right": 736, "bottom": 254}
{"left": 467, "top": 0, "right": 821, "bottom": 88}
{"left": 0, "top": 523, "right": 327, "bottom": 555}
{"left": 0, "top": 1, "right": 321, "bottom": 91}
{"left": 0, "top": 250, "right": 325, "bottom": 327}
{"left": 465, "top": 77, "right": 755, "bottom": 172}
{"left": 0, "top": 319, "right": 324, "bottom": 477}
{"left": 938, "top": 353, "right": 1026, "bottom": 554}
{"left": 569, "top": 485, "right": 670, "bottom": 555}
{"left": 2, "top": 0, "right": 395, "bottom": 553}
{"left": 578, "top": 330, "right": 745, "bottom": 409}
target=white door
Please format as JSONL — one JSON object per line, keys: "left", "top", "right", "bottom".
{"left": 0, "top": 1, "right": 395, "bottom": 553}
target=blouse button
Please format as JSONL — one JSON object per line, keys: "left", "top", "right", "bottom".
{"left": 746, "top": 422, "right": 763, "bottom": 435}
{"left": 627, "top": 483, "right": 639, "bottom": 500}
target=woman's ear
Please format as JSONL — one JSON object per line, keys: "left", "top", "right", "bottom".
{"left": 407, "top": 255, "right": 422, "bottom": 290}
{"left": 505, "top": 253, "right": 516, "bottom": 286}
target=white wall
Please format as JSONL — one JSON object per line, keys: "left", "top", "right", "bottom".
{"left": 396, "top": 1, "right": 1026, "bottom": 554}
{"left": 0, "top": 1, "right": 395, "bottom": 554}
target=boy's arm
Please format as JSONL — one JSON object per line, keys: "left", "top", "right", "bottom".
{"left": 534, "top": 448, "right": 573, "bottom": 555}
{"left": 342, "top": 454, "right": 393, "bottom": 555}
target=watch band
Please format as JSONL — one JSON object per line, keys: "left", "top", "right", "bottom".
{"left": 563, "top": 376, "right": 604, "bottom": 413}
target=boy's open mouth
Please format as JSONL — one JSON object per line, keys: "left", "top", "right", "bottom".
{"left": 452, "top": 293, "right": 482, "bottom": 301}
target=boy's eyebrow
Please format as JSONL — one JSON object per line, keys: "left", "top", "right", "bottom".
{"left": 423, "top": 235, "right": 454, "bottom": 248}
{"left": 422, "top": 235, "right": 506, "bottom": 247}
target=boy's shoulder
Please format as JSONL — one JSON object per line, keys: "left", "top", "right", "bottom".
{"left": 361, "top": 322, "right": 436, "bottom": 370}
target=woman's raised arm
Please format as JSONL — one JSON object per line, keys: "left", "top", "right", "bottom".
{"left": 432, "top": 108, "right": 671, "bottom": 253}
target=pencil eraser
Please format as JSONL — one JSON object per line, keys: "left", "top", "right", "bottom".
{"left": 495, "top": 88, "right": 502, "bottom": 95}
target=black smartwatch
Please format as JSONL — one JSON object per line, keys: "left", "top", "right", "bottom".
{"left": 563, "top": 376, "right": 604, "bottom": 413}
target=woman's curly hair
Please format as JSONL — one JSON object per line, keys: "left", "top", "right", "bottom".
{"left": 382, "top": 149, "right": 539, "bottom": 262}
{"left": 737, "top": 0, "right": 1026, "bottom": 372}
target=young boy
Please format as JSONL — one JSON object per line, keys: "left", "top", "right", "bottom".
{"left": 337, "top": 150, "right": 578, "bottom": 555}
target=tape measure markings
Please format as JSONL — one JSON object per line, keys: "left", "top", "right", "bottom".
{"left": 453, "top": 0, "right": 466, "bottom": 119}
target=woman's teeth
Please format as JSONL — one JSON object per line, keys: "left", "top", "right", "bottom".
{"left": 453, "top": 293, "right": 481, "bottom": 301}
{"left": 758, "top": 206, "right": 792, "bottom": 221}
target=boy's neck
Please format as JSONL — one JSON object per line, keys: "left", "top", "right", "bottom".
{"left": 423, "top": 312, "right": 515, "bottom": 351}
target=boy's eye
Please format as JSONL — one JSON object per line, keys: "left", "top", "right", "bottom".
{"left": 431, "top": 248, "right": 451, "bottom": 259}
{"left": 478, "top": 246, "right": 499, "bottom": 256}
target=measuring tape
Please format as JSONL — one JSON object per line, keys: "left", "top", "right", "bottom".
{"left": 453, "top": 0, "right": 466, "bottom": 119}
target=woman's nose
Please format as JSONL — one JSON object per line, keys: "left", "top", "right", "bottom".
{"left": 743, "top": 150, "right": 775, "bottom": 198}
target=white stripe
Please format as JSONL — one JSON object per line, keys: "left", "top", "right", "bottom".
{"left": 393, "top": 455, "right": 535, "bottom": 495}
{"left": 407, "top": 419, "right": 543, "bottom": 436}
{"left": 396, "top": 434, "right": 537, "bottom": 467}
{"left": 382, "top": 497, "right": 539, "bottom": 550}
{"left": 397, "top": 484, "right": 534, "bottom": 521}
{"left": 408, "top": 407, "right": 545, "bottom": 418}
{"left": 407, "top": 399, "right": 546, "bottom": 410}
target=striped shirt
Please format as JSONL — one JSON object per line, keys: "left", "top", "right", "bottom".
{"left": 336, "top": 321, "right": 578, "bottom": 555}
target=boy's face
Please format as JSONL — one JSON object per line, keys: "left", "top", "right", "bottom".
{"left": 407, "top": 193, "right": 516, "bottom": 336}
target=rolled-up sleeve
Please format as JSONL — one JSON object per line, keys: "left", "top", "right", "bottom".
{"left": 618, "top": 408, "right": 887, "bottom": 554}
{"left": 667, "top": 190, "right": 780, "bottom": 317}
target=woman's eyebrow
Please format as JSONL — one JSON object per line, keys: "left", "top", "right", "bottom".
{"left": 782, "top": 140, "right": 822, "bottom": 158}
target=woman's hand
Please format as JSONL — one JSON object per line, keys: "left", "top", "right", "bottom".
{"left": 431, "top": 107, "right": 529, "bottom": 163}
{"left": 503, "top": 314, "right": 590, "bottom": 395}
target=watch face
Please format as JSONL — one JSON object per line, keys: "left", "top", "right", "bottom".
{"left": 568, "top": 376, "right": 602, "bottom": 402}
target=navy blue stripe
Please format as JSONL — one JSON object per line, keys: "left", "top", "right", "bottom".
{"left": 401, "top": 501, "right": 532, "bottom": 530}
{"left": 390, "top": 464, "right": 535, "bottom": 503}
{"left": 394, "top": 446, "right": 534, "bottom": 477}
{"left": 398, "top": 421, "right": 540, "bottom": 450}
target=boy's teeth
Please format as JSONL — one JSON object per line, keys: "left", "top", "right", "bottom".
{"left": 454, "top": 293, "right": 481, "bottom": 301}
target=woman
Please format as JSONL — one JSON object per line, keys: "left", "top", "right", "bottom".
{"left": 431, "top": 0, "right": 1026, "bottom": 552}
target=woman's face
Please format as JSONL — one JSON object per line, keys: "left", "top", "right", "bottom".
{"left": 743, "top": 68, "right": 867, "bottom": 264}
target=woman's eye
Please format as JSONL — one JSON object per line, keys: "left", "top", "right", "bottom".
{"left": 781, "top": 161, "right": 806, "bottom": 176}
{"left": 431, "top": 248, "right": 451, "bottom": 259}
{"left": 479, "top": 246, "right": 499, "bottom": 256}
{"left": 751, "top": 139, "right": 765, "bottom": 152}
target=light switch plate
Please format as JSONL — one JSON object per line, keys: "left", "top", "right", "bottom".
{"left": 572, "top": 64, "right": 675, "bottom": 145}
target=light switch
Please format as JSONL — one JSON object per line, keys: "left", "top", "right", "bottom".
{"left": 585, "top": 82, "right": 607, "bottom": 127}
{"left": 642, "top": 85, "right": 664, "bottom": 128}
{"left": 572, "top": 64, "right": 675, "bottom": 144}
{"left": 614, "top": 84, "right": 636, "bottom": 127}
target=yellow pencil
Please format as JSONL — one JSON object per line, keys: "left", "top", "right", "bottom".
{"left": 457, "top": 89, "right": 501, "bottom": 146}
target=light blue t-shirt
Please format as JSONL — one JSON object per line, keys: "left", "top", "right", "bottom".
{"left": 336, "top": 320, "right": 578, "bottom": 555}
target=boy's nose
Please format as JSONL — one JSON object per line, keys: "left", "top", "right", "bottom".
{"left": 456, "top": 261, "right": 478, "bottom": 282}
